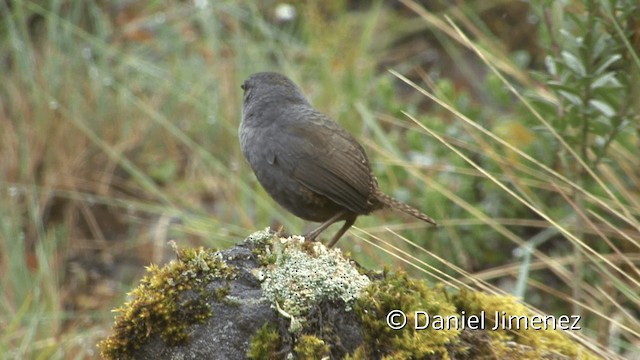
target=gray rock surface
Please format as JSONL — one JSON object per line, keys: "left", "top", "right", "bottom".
{"left": 132, "top": 240, "right": 280, "bottom": 360}
{"left": 131, "top": 232, "right": 365, "bottom": 359}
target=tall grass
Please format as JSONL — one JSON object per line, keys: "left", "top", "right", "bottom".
{"left": 363, "top": 1, "right": 640, "bottom": 357}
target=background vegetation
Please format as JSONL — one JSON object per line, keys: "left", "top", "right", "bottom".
{"left": 1, "top": 0, "right": 638, "bottom": 358}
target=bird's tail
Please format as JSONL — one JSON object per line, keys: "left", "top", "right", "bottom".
{"left": 374, "top": 190, "right": 437, "bottom": 226}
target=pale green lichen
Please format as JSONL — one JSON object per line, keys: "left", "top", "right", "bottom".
{"left": 248, "top": 227, "right": 278, "bottom": 265}
{"left": 258, "top": 235, "right": 371, "bottom": 332}
{"left": 246, "top": 227, "right": 274, "bottom": 243}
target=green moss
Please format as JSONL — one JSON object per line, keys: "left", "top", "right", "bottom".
{"left": 98, "top": 246, "right": 236, "bottom": 359}
{"left": 247, "top": 324, "right": 282, "bottom": 360}
{"left": 354, "top": 271, "right": 460, "bottom": 359}
{"left": 351, "top": 270, "right": 598, "bottom": 359}
{"left": 294, "top": 335, "right": 330, "bottom": 359}
{"left": 452, "top": 290, "right": 599, "bottom": 359}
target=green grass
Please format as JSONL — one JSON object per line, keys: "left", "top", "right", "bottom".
{"left": 1, "top": 0, "right": 638, "bottom": 358}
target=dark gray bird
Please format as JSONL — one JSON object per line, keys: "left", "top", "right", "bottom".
{"left": 239, "top": 72, "right": 436, "bottom": 247}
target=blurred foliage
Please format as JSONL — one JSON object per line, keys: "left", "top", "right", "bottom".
{"left": 536, "top": 0, "right": 638, "bottom": 167}
{"left": 0, "top": 0, "right": 638, "bottom": 358}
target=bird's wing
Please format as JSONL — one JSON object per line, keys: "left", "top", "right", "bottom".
{"left": 271, "top": 108, "right": 374, "bottom": 213}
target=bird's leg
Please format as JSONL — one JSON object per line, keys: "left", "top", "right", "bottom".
{"left": 326, "top": 214, "right": 356, "bottom": 248}
{"left": 304, "top": 210, "right": 346, "bottom": 242}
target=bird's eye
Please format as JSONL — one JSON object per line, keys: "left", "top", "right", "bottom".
{"left": 240, "top": 84, "right": 246, "bottom": 91}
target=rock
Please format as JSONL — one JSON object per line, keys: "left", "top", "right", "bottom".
{"left": 98, "top": 229, "right": 598, "bottom": 360}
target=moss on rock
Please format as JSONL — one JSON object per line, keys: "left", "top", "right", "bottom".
{"left": 451, "top": 289, "right": 598, "bottom": 359}
{"left": 247, "top": 323, "right": 282, "bottom": 360}
{"left": 98, "top": 245, "right": 235, "bottom": 359}
{"left": 294, "top": 334, "right": 331, "bottom": 359}
{"left": 99, "top": 230, "right": 599, "bottom": 359}
{"left": 353, "top": 271, "right": 460, "bottom": 359}
{"left": 347, "top": 270, "right": 599, "bottom": 359}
